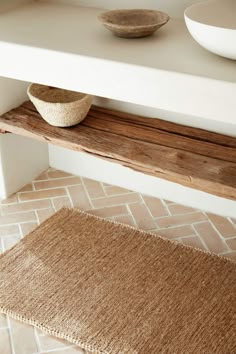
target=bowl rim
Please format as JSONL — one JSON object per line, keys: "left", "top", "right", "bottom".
{"left": 27, "top": 84, "right": 93, "bottom": 105}
{"left": 98, "top": 9, "right": 170, "bottom": 29}
{"left": 184, "top": 1, "right": 236, "bottom": 31}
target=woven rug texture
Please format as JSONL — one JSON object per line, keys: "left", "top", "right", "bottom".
{"left": 0, "top": 208, "right": 235, "bottom": 354}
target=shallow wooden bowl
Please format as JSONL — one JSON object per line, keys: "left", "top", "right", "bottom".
{"left": 98, "top": 9, "right": 170, "bottom": 38}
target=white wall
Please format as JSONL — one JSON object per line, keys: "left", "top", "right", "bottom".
{"left": 0, "top": 77, "right": 49, "bottom": 199}
{"left": 44, "top": 0, "right": 206, "bottom": 18}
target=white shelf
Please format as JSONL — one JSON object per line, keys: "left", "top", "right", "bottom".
{"left": 0, "top": 0, "right": 236, "bottom": 125}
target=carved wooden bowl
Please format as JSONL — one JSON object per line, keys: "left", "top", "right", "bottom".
{"left": 98, "top": 9, "right": 170, "bottom": 38}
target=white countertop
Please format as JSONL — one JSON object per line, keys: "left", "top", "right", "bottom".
{"left": 0, "top": 1, "right": 235, "bottom": 124}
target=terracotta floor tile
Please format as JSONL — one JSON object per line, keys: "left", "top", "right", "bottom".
{"left": 225, "top": 237, "right": 236, "bottom": 251}
{"left": 20, "top": 222, "right": 38, "bottom": 237}
{"left": 34, "top": 177, "right": 81, "bottom": 190}
{"left": 181, "top": 235, "right": 207, "bottom": 251}
{"left": 48, "top": 170, "right": 73, "bottom": 179}
{"left": 87, "top": 205, "right": 128, "bottom": 218}
{"left": 83, "top": 178, "right": 105, "bottom": 199}
{"left": 37, "top": 208, "right": 55, "bottom": 223}
{"left": 1, "top": 199, "right": 51, "bottom": 215}
{"left": 35, "top": 171, "right": 49, "bottom": 181}
{"left": 104, "top": 185, "right": 131, "bottom": 196}
{"left": 142, "top": 196, "right": 169, "bottom": 218}
{"left": 3, "top": 235, "right": 21, "bottom": 251}
{"left": 193, "top": 221, "right": 228, "bottom": 254}
{"left": 0, "top": 328, "right": 12, "bottom": 354}
{"left": 114, "top": 214, "right": 136, "bottom": 227}
{"left": 156, "top": 212, "right": 207, "bottom": 229}
{"left": 92, "top": 193, "right": 141, "bottom": 208}
{"left": 167, "top": 203, "right": 197, "bottom": 215}
{"left": 68, "top": 185, "right": 92, "bottom": 210}
{"left": 52, "top": 197, "right": 72, "bottom": 211}
{"left": 128, "top": 203, "right": 157, "bottom": 230}
{"left": 20, "top": 184, "right": 33, "bottom": 193}
{"left": 0, "top": 211, "right": 36, "bottom": 225}
{"left": 155, "top": 225, "right": 195, "bottom": 240}
{"left": 0, "top": 314, "right": 7, "bottom": 328}
{"left": 207, "top": 213, "right": 236, "bottom": 238}
{"left": 1, "top": 193, "right": 18, "bottom": 205}
{"left": 39, "top": 334, "right": 72, "bottom": 350}
{"left": 0, "top": 225, "right": 19, "bottom": 237}
{"left": 9, "top": 319, "right": 38, "bottom": 354}
{"left": 19, "top": 189, "right": 66, "bottom": 201}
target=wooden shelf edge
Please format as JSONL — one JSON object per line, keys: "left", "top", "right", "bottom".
{"left": 0, "top": 101, "right": 236, "bottom": 201}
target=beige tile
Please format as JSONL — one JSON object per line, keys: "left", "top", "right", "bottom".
{"left": 10, "top": 319, "right": 38, "bottom": 354}
{"left": 104, "top": 185, "right": 130, "bottom": 196}
{"left": 92, "top": 193, "right": 141, "bottom": 208}
{"left": 52, "top": 197, "right": 72, "bottom": 211}
{"left": 20, "top": 222, "right": 38, "bottom": 237}
{"left": 193, "top": 221, "right": 228, "bottom": 254}
{"left": 48, "top": 170, "right": 73, "bottom": 179}
{"left": 83, "top": 178, "right": 105, "bottom": 199}
{"left": 142, "top": 196, "right": 169, "bottom": 218}
{"left": 1, "top": 193, "right": 18, "bottom": 205}
{"left": 0, "top": 224, "right": 19, "bottom": 236}
{"left": 207, "top": 213, "right": 236, "bottom": 238}
{"left": 19, "top": 189, "right": 66, "bottom": 201}
{"left": 68, "top": 185, "right": 92, "bottom": 210}
{"left": 167, "top": 203, "right": 197, "bottom": 215}
{"left": 34, "top": 177, "right": 81, "bottom": 190}
{"left": 0, "top": 211, "right": 36, "bottom": 225}
{"left": 114, "top": 214, "right": 136, "bottom": 227}
{"left": 155, "top": 225, "right": 195, "bottom": 240}
{"left": 226, "top": 237, "right": 236, "bottom": 251}
{"left": 156, "top": 212, "right": 207, "bottom": 229}
{"left": 0, "top": 328, "right": 12, "bottom": 354}
{"left": 37, "top": 208, "right": 55, "bottom": 223}
{"left": 3, "top": 235, "right": 21, "bottom": 251}
{"left": 128, "top": 203, "right": 156, "bottom": 230}
{"left": 1, "top": 199, "right": 51, "bottom": 214}
{"left": 181, "top": 235, "right": 206, "bottom": 251}
{"left": 87, "top": 205, "right": 128, "bottom": 218}
{"left": 0, "top": 315, "right": 7, "bottom": 328}
{"left": 39, "top": 334, "right": 71, "bottom": 350}
{"left": 41, "top": 348, "right": 84, "bottom": 354}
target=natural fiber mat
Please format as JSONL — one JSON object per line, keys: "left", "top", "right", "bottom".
{"left": 0, "top": 208, "right": 235, "bottom": 354}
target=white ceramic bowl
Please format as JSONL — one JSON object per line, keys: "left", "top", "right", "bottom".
{"left": 185, "top": 0, "right": 236, "bottom": 60}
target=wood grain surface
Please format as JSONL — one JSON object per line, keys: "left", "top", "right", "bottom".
{"left": 0, "top": 101, "right": 235, "bottom": 200}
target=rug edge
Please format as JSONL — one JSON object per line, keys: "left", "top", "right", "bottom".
{"left": 62, "top": 207, "right": 236, "bottom": 266}
{"left": 0, "top": 305, "right": 106, "bottom": 354}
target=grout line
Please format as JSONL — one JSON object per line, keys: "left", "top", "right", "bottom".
{"left": 139, "top": 194, "right": 158, "bottom": 220}
{"left": 100, "top": 181, "right": 108, "bottom": 197}
{"left": 191, "top": 224, "right": 210, "bottom": 252}
{"left": 126, "top": 204, "right": 138, "bottom": 227}
{"left": 33, "top": 327, "right": 42, "bottom": 353}
{"left": 6, "top": 316, "right": 16, "bottom": 354}
{"left": 80, "top": 177, "right": 94, "bottom": 209}
{"left": 65, "top": 187, "right": 74, "bottom": 209}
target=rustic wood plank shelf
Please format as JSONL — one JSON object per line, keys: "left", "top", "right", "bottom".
{"left": 0, "top": 101, "right": 236, "bottom": 200}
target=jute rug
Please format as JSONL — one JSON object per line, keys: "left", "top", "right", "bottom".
{"left": 0, "top": 208, "right": 235, "bottom": 354}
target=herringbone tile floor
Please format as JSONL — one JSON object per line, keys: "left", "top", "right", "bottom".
{"left": 0, "top": 168, "right": 235, "bottom": 354}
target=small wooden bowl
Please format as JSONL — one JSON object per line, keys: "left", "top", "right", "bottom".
{"left": 98, "top": 9, "right": 170, "bottom": 38}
